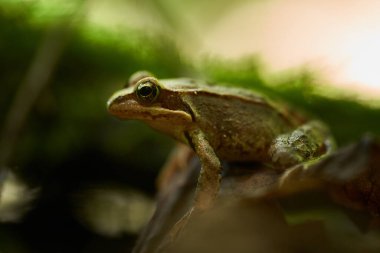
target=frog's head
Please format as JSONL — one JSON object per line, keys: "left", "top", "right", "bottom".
{"left": 107, "top": 71, "right": 194, "bottom": 140}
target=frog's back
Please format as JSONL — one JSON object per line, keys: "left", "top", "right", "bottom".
{"left": 182, "top": 87, "right": 301, "bottom": 162}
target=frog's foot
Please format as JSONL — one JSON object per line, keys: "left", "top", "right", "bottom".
{"left": 169, "top": 207, "right": 194, "bottom": 238}
{"left": 269, "top": 121, "right": 335, "bottom": 170}
{"left": 157, "top": 207, "right": 195, "bottom": 252}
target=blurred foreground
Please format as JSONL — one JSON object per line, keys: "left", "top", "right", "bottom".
{"left": 137, "top": 136, "right": 380, "bottom": 253}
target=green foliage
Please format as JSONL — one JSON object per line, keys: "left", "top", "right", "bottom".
{"left": 0, "top": 4, "right": 187, "bottom": 170}
{"left": 273, "top": 74, "right": 380, "bottom": 145}
{"left": 199, "top": 59, "right": 380, "bottom": 145}
{"left": 2, "top": 0, "right": 379, "bottom": 174}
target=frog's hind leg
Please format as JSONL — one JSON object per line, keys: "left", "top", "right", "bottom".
{"left": 269, "top": 120, "right": 335, "bottom": 170}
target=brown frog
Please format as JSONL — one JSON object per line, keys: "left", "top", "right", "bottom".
{"left": 107, "top": 71, "right": 335, "bottom": 210}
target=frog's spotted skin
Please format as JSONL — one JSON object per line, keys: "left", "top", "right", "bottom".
{"left": 269, "top": 120, "right": 335, "bottom": 169}
{"left": 107, "top": 71, "right": 335, "bottom": 209}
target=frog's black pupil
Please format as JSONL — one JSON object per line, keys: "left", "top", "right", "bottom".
{"left": 136, "top": 81, "right": 159, "bottom": 102}
{"left": 139, "top": 85, "right": 152, "bottom": 97}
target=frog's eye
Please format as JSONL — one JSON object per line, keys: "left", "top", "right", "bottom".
{"left": 136, "top": 79, "right": 160, "bottom": 103}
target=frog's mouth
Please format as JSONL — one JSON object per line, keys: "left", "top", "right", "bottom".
{"left": 107, "top": 96, "right": 193, "bottom": 125}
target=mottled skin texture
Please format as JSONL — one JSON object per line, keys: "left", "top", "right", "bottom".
{"left": 107, "top": 72, "right": 334, "bottom": 210}
{"left": 182, "top": 92, "right": 295, "bottom": 162}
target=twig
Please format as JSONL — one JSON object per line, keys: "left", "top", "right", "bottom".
{"left": 0, "top": 21, "right": 73, "bottom": 168}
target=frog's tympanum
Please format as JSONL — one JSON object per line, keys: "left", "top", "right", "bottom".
{"left": 107, "top": 71, "right": 335, "bottom": 210}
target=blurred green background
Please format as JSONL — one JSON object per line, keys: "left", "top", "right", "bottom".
{"left": 0, "top": 1, "right": 380, "bottom": 252}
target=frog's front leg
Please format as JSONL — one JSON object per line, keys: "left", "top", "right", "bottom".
{"left": 269, "top": 120, "right": 335, "bottom": 170}
{"left": 187, "top": 130, "right": 222, "bottom": 210}
{"left": 165, "top": 130, "right": 221, "bottom": 243}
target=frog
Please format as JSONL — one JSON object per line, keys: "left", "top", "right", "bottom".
{"left": 107, "top": 71, "right": 335, "bottom": 211}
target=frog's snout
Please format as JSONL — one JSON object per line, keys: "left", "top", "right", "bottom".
{"left": 107, "top": 95, "right": 124, "bottom": 115}
{"left": 106, "top": 98, "right": 113, "bottom": 109}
